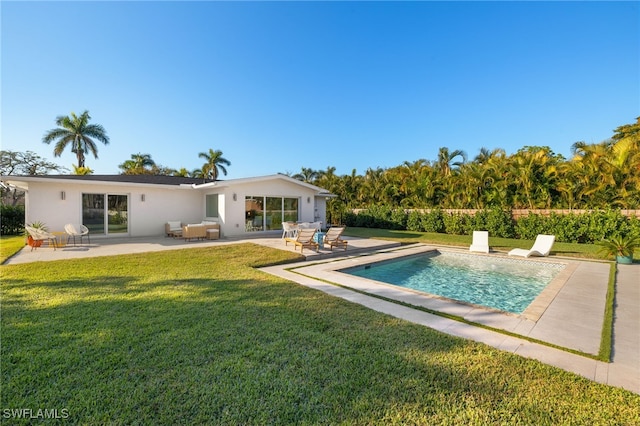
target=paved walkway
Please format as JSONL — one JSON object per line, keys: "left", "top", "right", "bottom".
{"left": 5, "top": 235, "right": 638, "bottom": 394}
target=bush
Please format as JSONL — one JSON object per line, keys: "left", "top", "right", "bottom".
{"left": 483, "top": 208, "right": 515, "bottom": 238}
{"left": 514, "top": 214, "right": 547, "bottom": 240}
{"left": 443, "top": 212, "right": 468, "bottom": 235}
{"left": 0, "top": 205, "right": 25, "bottom": 235}
{"left": 421, "top": 209, "right": 445, "bottom": 233}
{"left": 406, "top": 210, "right": 423, "bottom": 232}
{"left": 346, "top": 207, "right": 640, "bottom": 244}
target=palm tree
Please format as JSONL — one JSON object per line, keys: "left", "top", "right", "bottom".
{"left": 42, "top": 110, "right": 110, "bottom": 168}
{"left": 198, "top": 149, "right": 231, "bottom": 180}
{"left": 172, "top": 168, "right": 191, "bottom": 177}
{"left": 292, "top": 167, "right": 319, "bottom": 184}
{"left": 72, "top": 165, "right": 93, "bottom": 175}
{"left": 118, "top": 153, "right": 156, "bottom": 175}
{"left": 436, "top": 147, "right": 467, "bottom": 176}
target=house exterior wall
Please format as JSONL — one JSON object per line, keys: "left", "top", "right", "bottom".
{"left": 25, "top": 181, "right": 202, "bottom": 238}
{"left": 209, "top": 179, "right": 322, "bottom": 237}
{"left": 15, "top": 175, "right": 331, "bottom": 238}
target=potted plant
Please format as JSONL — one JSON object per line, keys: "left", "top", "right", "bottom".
{"left": 597, "top": 234, "right": 640, "bottom": 264}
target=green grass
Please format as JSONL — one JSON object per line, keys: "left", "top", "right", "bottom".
{"left": 1, "top": 243, "right": 638, "bottom": 424}
{"left": 0, "top": 235, "right": 26, "bottom": 264}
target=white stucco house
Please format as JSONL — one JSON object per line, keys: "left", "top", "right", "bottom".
{"left": 2, "top": 174, "right": 335, "bottom": 238}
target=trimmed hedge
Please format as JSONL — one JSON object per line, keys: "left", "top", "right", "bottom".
{"left": 345, "top": 208, "right": 640, "bottom": 243}
{"left": 0, "top": 205, "right": 25, "bottom": 236}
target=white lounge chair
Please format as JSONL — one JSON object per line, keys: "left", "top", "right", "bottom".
{"left": 469, "top": 231, "right": 489, "bottom": 253}
{"left": 508, "top": 234, "right": 555, "bottom": 258}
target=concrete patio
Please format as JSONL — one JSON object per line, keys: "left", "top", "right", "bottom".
{"left": 5, "top": 234, "right": 638, "bottom": 394}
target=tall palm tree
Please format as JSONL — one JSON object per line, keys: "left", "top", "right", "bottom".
{"left": 42, "top": 110, "right": 110, "bottom": 168}
{"left": 198, "top": 149, "right": 231, "bottom": 180}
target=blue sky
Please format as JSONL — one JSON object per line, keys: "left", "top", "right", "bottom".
{"left": 2, "top": 1, "right": 638, "bottom": 179}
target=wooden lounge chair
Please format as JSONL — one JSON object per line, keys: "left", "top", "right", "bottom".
{"left": 324, "top": 226, "right": 347, "bottom": 251}
{"left": 285, "top": 228, "right": 319, "bottom": 253}
{"left": 469, "top": 230, "right": 489, "bottom": 253}
{"left": 508, "top": 234, "right": 555, "bottom": 258}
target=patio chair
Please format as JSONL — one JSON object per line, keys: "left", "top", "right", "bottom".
{"left": 165, "top": 221, "right": 183, "bottom": 237}
{"left": 281, "top": 222, "right": 299, "bottom": 239}
{"left": 324, "top": 226, "right": 348, "bottom": 251}
{"left": 469, "top": 230, "right": 490, "bottom": 253}
{"left": 25, "top": 225, "right": 58, "bottom": 251}
{"left": 65, "top": 223, "right": 90, "bottom": 246}
{"left": 285, "top": 228, "right": 319, "bottom": 253}
{"left": 508, "top": 234, "right": 555, "bottom": 258}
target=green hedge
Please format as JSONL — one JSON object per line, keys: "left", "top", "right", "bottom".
{"left": 0, "top": 205, "right": 25, "bottom": 236}
{"left": 345, "top": 208, "right": 640, "bottom": 243}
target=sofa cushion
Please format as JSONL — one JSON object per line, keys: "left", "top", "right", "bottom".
{"left": 167, "top": 221, "right": 181, "bottom": 229}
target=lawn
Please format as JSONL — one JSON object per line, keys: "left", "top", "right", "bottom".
{"left": 1, "top": 241, "right": 638, "bottom": 424}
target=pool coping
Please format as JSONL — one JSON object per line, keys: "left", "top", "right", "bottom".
{"left": 279, "top": 244, "right": 608, "bottom": 357}
{"left": 334, "top": 245, "right": 576, "bottom": 322}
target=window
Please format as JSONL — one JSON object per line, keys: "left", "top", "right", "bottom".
{"left": 245, "top": 196, "right": 299, "bottom": 232}
{"left": 205, "top": 194, "right": 219, "bottom": 218}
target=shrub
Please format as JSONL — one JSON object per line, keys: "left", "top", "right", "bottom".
{"left": 484, "top": 208, "right": 515, "bottom": 238}
{"left": 514, "top": 214, "right": 547, "bottom": 240}
{"left": 0, "top": 205, "right": 25, "bottom": 236}
{"left": 406, "top": 210, "right": 424, "bottom": 232}
{"left": 443, "top": 212, "right": 467, "bottom": 235}
{"left": 421, "top": 209, "right": 445, "bottom": 233}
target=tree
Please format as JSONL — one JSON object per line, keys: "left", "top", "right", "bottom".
{"left": 173, "top": 168, "right": 191, "bottom": 177}
{"left": 1, "top": 150, "right": 65, "bottom": 176}
{"left": 0, "top": 150, "right": 66, "bottom": 206}
{"left": 72, "top": 165, "right": 94, "bottom": 175}
{"left": 198, "top": 149, "right": 231, "bottom": 180}
{"left": 292, "top": 167, "right": 319, "bottom": 184}
{"left": 42, "top": 110, "right": 110, "bottom": 168}
{"left": 119, "top": 153, "right": 156, "bottom": 175}
{"left": 435, "top": 147, "right": 467, "bottom": 176}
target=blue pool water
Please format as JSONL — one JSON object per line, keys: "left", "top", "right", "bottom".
{"left": 344, "top": 251, "right": 565, "bottom": 314}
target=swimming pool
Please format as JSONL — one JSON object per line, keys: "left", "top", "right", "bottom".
{"left": 343, "top": 251, "right": 566, "bottom": 314}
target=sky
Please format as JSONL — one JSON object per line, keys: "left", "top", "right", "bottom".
{"left": 2, "top": 1, "right": 639, "bottom": 179}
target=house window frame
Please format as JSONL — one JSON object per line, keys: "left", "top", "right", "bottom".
{"left": 245, "top": 195, "right": 299, "bottom": 232}
{"left": 205, "top": 193, "right": 220, "bottom": 219}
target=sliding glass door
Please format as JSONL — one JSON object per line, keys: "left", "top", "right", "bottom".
{"left": 107, "top": 195, "right": 128, "bottom": 234}
{"left": 245, "top": 196, "right": 299, "bottom": 232}
{"left": 82, "top": 193, "right": 129, "bottom": 235}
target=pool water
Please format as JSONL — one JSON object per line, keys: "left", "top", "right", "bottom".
{"left": 344, "top": 251, "right": 565, "bottom": 314}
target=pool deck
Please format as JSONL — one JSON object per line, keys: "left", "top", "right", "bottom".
{"left": 5, "top": 235, "right": 639, "bottom": 394}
